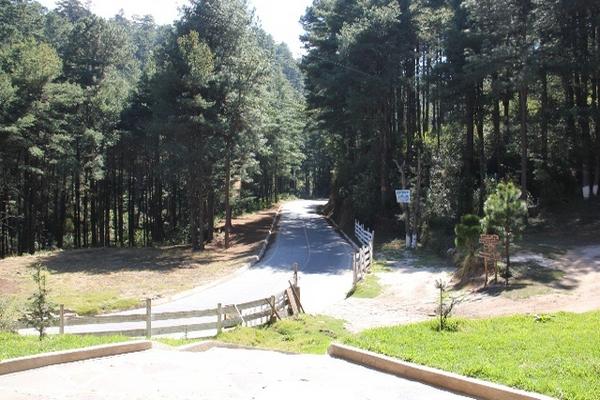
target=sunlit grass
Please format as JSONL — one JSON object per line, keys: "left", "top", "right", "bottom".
{"left": 345, "top": 311, "right": 600, "bottom": 400}
{"left": 217, "top": 314, "right": 348, "bottom": 354}
{"left": 0, "top": 333, "right": 129, "bottom": 361}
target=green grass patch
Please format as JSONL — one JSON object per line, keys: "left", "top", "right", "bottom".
{"left": 347, "top": 274, "right": 384, "bottom": 298}
{"left": 52, "top": 291, "right": 141, "bottom": 316}
{"left": 217, "top": 314, "right": 349, "bottom": 354}
{"left": 378, "top": 239, "right": 406, "bottom": 259}
{"left": 344, "top": 311, "right": 600, "bottom": 399}
{"left": 372, "top": 260, "right": 393, "bottom": 272}
{"left": 154, "top": 337, "right": 200, "bottom": 347}
{"left": 0, "top": 333, "right": 129, "bottom": 361}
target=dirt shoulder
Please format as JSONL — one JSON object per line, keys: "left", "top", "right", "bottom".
{"left": 325, "top": 244, "right": 600, "bottom": 332}
{"left": 0, "top": 205, "right": 280, "bottom": 315}
{"left": 457, "top": 245, "right": 600, "bottom": 318}
{"left": 325, "top": 257, "right": 452, "bottom": 332}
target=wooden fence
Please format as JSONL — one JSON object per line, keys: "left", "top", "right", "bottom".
{"left": 20, "top": 284, "right": 302, "bottom": 339}
{"left": 352, "top": 220, "right": 374, "bottom": 287}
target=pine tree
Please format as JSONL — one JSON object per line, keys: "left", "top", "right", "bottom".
{"left": 482, "top": 182, "right": 527, "bottom": 285}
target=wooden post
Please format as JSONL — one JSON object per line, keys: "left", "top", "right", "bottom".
{"left": 145, "top": 298, "right": 151, "bottom": 339}
{"left": 352, "top": 256, "right": 357, "bottom": 286}
{"left": 217, "top": 303, "right": 222, "bottom": 335}
{"left": 269, "top": 295, "right": 278, "bottom": 322}
{"left": 59, "top": 304, "right": 65, "bottom": 335}
{"left": 370, "top": 232, "right": 374, "bottom": 270}
{"left": 484, "top": 258, "right": 488, "bottom": 288}
{"left": 293, "top": 262, "right": 298, "bottom": 287}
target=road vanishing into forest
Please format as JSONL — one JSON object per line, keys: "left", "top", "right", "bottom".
{"left": 148, "top": 199, "right": 354, "bottom": 314}
{"left": 26, "top": 200, "right": 354, "bottom": 337}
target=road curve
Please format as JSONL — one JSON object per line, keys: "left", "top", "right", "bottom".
{"left": 149, "top": 199, "right": 354, "bottom": 313}
{"left": 27, "top": 200, "right": 354, "bottom": 336}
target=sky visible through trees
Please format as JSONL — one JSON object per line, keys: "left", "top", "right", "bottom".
{"left": 1, "top": 0, "right": 598, "bottom": 257}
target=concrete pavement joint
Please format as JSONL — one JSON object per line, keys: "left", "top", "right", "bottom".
{"left": 174, "top": 340, "right": 297, "bottom": 355}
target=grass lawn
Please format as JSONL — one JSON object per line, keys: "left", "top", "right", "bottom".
{"left": 156, "top": 315, "right": 349, "bottom": 354}
{"left": 0, "top": 333, "right": 129, "bottom": 361}
{"left": 0, "top": 205, "right": 279, "bottom": 316}
{"left": 347, "top": 274, "right": 383, "bottom": 298}
{"left": 217, "top": 315, "right": 348, "bottom": 354}
{"left": 344, "top": 311, "right": 600, "bottom": 400}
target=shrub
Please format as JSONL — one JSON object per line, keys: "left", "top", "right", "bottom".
{"left": 0, "top": 297, "right": 19, "bottom": 333}
{"left": 454, "top": 214, "right": 482, "bottom": 278}
{"left": 434, "top": 279, "right": 461, "bottom": 331}
{"left": 482, "top": 182, "right": 527, "bottom": 285}
{"left": 21, "top": 263, "right": 58, "bottom": 340}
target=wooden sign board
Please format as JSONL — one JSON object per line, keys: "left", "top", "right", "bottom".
{"left": 479, "top": 234, "right": 500, "bottom": 288}
{"left": 479, "top": 234, "right": 499, "bottom": 245}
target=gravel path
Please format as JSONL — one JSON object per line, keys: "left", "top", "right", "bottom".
{"left": 325, "top": 262, "right": 453, "bottom": 332}
{"left": 0, "top": 348, "right": 474, "bottom": 400}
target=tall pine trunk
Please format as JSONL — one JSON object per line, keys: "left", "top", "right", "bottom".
{"left": 519, "top": 86, "right": 528, "bottom": 201}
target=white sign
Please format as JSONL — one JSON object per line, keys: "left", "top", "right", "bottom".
{"left": 395, "top": 189, "right": 411, "bottom": 204}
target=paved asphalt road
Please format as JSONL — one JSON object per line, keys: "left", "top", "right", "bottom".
{"left": 28, "top": 200, "right": 354, "bottom": 336}
{"left": 148, "top": 199, "right": 354, "bottom": 313}
{"left": 0, "top": 348, "right": 474, "bottom": 400}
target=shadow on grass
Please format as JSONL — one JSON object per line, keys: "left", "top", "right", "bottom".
{"left": 37, "top": 213, "right": 275, "bottom": 275}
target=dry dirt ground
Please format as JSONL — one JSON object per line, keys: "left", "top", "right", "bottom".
{"left": 326, "top": 245, "right": 600, "bottom": 332}
{"left": 0, "top": 206, "right": 279, "bottom": 315}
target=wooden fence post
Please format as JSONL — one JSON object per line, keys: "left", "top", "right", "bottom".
{"left": 269, "top": 295, "right": 276, "bottom": 323}
{"left": 59, "top": 304, "right": 64, "bottom": 335}
{"left": 370, "top": 231, "right": 374, "bottom": 270}
{"left": 145, "top": 298, "right": 152, "bottom": 339}
{"left": 293, "top": 262, "right": 298, "bottom": 287}
{"left": 217, "top": 303, "right": 222, "bottom": 335}
{"left": 352, "top": 256, "right": 357, "bottom": 286}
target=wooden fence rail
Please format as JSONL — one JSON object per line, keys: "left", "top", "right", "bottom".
{"left": 352, "top": 220, "right": 375, "bottom": 287}
{"left": 19, "top": 285, "right": 301, "bottom": 339}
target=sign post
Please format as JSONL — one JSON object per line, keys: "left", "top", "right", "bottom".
{"left": 395, "top": 189, "right": 411, "bottom": 204}
{"left": 395, "top": 189, "right": 411, "bottom": 248}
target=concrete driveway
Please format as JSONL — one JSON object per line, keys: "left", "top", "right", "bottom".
{"left": 0, "top": 348, "right": 474, "bottom": 400}
{"left": 31, "top": 200, "right": 354, "bottom": 336}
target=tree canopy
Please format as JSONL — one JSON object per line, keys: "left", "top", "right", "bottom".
{"left": 301, "top": 0, "right": 600, "bottom": 242}
{"left": 2, "top": 0, "right": 598, "bottom": 258}
{"left": 0, "top": 0, "right": 308, "bottom": 257}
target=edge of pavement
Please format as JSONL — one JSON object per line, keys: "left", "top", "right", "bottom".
{"left": 321, "top": 211, "right": 359, "bottom": 251}
{"left": 174, "top": 339, "right": 297, "bottom": 355}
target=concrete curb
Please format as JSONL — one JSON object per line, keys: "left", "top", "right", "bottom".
{"left": 0, "top": 340, "right": 152, "bottom": 376}
{"left": 327, "top": 343, "right": 555, "bottom": 400}
{"left": 150, "top": 205, "right": 284, "bottom": 307}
